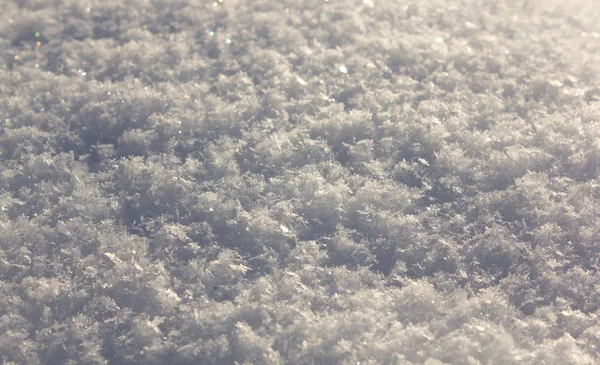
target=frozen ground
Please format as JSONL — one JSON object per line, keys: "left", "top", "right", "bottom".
{"left": 1, "top": 0, "right": 599, "bottom": 364}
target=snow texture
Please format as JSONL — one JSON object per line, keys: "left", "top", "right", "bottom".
{"left": 0, "top": 0, "right": 599, "bottom": 364}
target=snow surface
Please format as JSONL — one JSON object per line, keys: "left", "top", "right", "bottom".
{"left": 0, "top": 0, "right": 599, "bottom": 364}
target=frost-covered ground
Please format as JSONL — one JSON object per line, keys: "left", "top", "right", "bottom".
{"left": 1, "top": 0, "right": 600, "bottom": 364}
